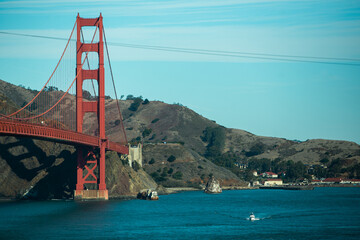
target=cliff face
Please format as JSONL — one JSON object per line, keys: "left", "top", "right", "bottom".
{"left": 0, "top": 136, "right": 157, "bottom": 199}
{"left": 105, "top": 151, "right": 157, "bottom": 197}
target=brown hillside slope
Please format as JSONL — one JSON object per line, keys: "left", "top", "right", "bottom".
{"left": 254, "top": 139, "right": 360, "bottom": 164}
{"left": 1, "top": 79, "right": 359, "bottom": 186}
{"left": 113, "top": 101, "right": 218, "bottom": 154}
{"left": 114, "top": 100, "right": 360, "bottom": 166}
{"left": 0, "top": 79, "right": 37, "bottom": 108}
{"left": 142, "top": 143, "right": 246, "bottom": 187}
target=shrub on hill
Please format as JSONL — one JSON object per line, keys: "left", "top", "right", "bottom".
{"left": 245, "top": 142, "right": 266, "bottom": 157}
{"left": 150, "top": 172, "right": 167, "bottom": 182}
{"left": 132, "top": 161, "right": 140, "bottom": 172}
{"left": 142, "top": 128, "right": 152, "bottom": 138}
{"left": 172, "top": 171, "right": 183, "bottom": 180}
{"left": 167, "top": 155, "right": 176, "bottom": 162}
{"left": 151, "top": 118, "right": 160, "bottom": 124}
{"left": 201, "top": 126, "right": 226, "bottom": 158}
{"left": 128, "top": 97, "right": 143, "bottom": 111}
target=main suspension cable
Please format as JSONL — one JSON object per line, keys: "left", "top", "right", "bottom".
{"left": 1, "top": 23, "right": 99, "bottom": 121}
{"left": 2, "top": 21, "right": 77, "bottom": 118}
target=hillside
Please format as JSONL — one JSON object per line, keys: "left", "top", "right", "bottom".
{"left": 1, "top": 79, "right": 360, "bottom": 197}
{"left": 0, "top": 80, "right": 37, "bottom": 108}
{"left": 117, "top": 100, "right": 218, "bottom": 154}
{"left": 142, "top": 143, "right": 245, "bottom": 187}
{"left": 0, "top": 80, "right": 245, "bottom": 199}
{"left": 116, "top": 99, "right": 359, "bottom": 167}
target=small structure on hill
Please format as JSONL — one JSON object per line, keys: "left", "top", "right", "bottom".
{"left": 128, "top": 143, "right": 142, "bottom": 167}
{"left": 262, "top": 172, "right": 278, "bottom": 178}
{"left": 204, "top": 176, "right": 222, "bottom": 193}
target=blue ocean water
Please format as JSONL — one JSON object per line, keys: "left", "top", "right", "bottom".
{"left": 0, "top": 187, "right": 360, "bottom": 240}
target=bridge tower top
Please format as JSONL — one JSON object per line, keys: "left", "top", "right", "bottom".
{"left": 76, "top": 13, "right": 105, "bottom": 139}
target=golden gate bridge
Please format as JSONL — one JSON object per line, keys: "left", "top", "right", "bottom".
{"left": 0, "top": 14, "right": 128, "bottom": 200}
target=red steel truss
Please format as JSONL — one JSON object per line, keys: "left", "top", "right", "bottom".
{"left": 0, "top": 120, "right": 129, "bottom": 154}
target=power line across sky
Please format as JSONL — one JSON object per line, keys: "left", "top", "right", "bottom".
{"left": 1, "top": 30, "right": 360, "bottom": 66}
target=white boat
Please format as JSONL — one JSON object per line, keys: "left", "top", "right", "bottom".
{"left": 249, "top": 213, "right": 256, "bottom": 221}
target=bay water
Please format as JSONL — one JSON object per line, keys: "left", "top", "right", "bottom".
{"left": 1, "top": 187, "right": 359, "bottom": 239}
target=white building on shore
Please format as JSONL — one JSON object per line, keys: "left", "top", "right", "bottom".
{"left": 263, "top": 179, "right": 283, "bottom": 186}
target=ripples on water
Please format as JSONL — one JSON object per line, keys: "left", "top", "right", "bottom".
{"left": 0, "top": 187, "right": 360, "bottom": 239}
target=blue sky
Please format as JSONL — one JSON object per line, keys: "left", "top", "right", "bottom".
{"left": 0, "top": 0, "right": 360, "bottom": 143}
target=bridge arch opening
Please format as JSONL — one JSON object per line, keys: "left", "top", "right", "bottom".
{"left": 81, "top": 52, "right": 99, "bottom": 70}
{"left": 80, "top": 26, "right": 99, "bottom": 43}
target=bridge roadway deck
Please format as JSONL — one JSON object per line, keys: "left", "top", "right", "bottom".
{"left": 0, "top": 120, "right": 128, "bottom": 154}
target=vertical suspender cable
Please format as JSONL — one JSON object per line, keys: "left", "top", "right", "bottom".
{"left": 102, "top": 26, "right": 128, "bottom": 144}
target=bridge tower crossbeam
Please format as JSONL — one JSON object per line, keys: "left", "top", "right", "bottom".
{"left": 74, "top": 13, "right": 108, "bottom": 200}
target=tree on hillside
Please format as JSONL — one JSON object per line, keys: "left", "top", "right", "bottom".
{"left": 244, "top": 169, "right": 256, "bottom": 182}
{"left": 173, "top": 171, "right": 183, "bottom": 180}
{"left": 348, "top": 163, "right": 360, "bottom": 178}
{"left": 201, "top": 126, "right": 226, "bottom": 158}
{"left": 313, "top": 165, "right": 327, "bottom": 178}
{"left": 126, "top": 94, "right": 134, "bottom": 100}
{"left": 45, "top": 86, "right": 59, "bottom": 92}
{"left": 327, "top": 159, "right": 343, "bottom": 177}
{"left": 142, "top": 128, "right": 152, "bottom": 138}
{"left": 167, "top": 155, "right": 176, "bottom": 162}
{"left": 128, "top": 97, "right": 143, "bottom": 111}
{"left": 248, "top": 158, "right": 271, "bottom": 173}
{"left": 245, "top": 142, "right": 266, "bottom": 157}
{"left": 286, "top": 160, "right": 307, "bottom": 181}
{"left": 320, "top": 158, "right": 329, "bottom": 165}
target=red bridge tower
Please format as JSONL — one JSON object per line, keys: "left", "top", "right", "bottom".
{"left": 74, "top": 14, "right": 108, "bottom": 200}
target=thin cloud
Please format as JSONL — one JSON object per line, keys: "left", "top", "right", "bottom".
{"left": 0, "top": 0, "right": 291, "bottom": 16}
